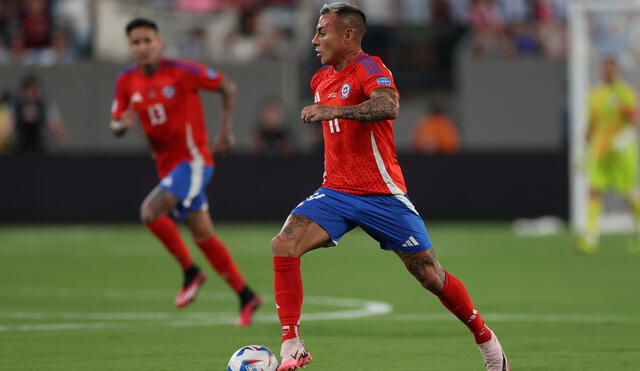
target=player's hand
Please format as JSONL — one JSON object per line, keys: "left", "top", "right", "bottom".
{"left": 120, "top": 108, "right": 137, "bottom": 128}
{"left": 213, "top": 131, "right": 235, "bottom": 156}
{"left": 301, "top": 104, "right": 337, "bottom": 123}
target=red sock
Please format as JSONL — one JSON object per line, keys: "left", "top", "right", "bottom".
{"left": 196, "top": 236, "right": 246, "bottom": 292}
{"left": 145, "top": 216, "right": 193, "bottom": 270}
{"left": 436, "top": 271, "right": 491, "bottom": 344}
{"left": 274, "top": 256, "right": 303, "bottom": 342}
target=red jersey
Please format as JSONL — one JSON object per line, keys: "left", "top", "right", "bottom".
{"left": 111, "top": 58, "right": 224, "bottom": 178}
{"left": 311, "top": 51, "right": 407, "bottom": 195}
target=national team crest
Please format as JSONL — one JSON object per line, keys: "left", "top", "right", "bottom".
{"left": 207, "top": 68, "right": 218, "bottom": 79}
{"left": 162, "top": 85, "right": 175, "bottom": 99}
{"left": 341, "top": 82, "right": 351, "bottom": 99}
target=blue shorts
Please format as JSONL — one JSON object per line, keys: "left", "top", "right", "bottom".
{"left": 291, "top": 187, "right": 432, "bottom": 253}
{"left": 158, "top": 161, "right": 214, "bottom": 222}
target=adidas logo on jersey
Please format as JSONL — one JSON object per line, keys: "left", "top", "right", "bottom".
{"left": 402, "top": 236, "right": 419, "bottom": 247}
{"left": 131, "top": 92, "right": 143, "bottom": 103}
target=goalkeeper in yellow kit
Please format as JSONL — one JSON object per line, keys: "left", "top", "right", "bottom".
{"left": 578, "top": 57, "right": 640, "bottom": 254}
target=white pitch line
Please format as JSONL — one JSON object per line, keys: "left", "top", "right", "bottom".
{"left": 387, "top": 313, "right": 640, "bottom": 324}
{"left": 0, "top": 289, "right": 393, "bottom": 332}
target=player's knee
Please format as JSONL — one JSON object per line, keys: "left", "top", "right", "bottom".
{"left": 271, "top": 234, "right": 299, "bottom": 258}
{"left": 139, "top": 204, "right": 158, "bottom": 224}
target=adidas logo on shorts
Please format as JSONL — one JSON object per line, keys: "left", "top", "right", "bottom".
{"left": 402, "top": 236, "right": 419, "bottom": 247}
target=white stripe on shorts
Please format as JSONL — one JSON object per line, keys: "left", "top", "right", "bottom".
{"left": 183, "top": 124, "right": 205, "bottom": 208}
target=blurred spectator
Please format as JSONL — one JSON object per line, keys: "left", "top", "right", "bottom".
{"left": 21, "top": 0, "right": 53, "bottom": 50}
{"left": 9, "top": 31, "right": 26, "bottom": 63}
{"left": 175, "top": 0, "right": 217, "bottom": 13}
{"left": 537, "top": 18, "right": 566, "bottom": 60}
{"left": 30, "top": 29, "right": 76, "bottom": 65}
{"left": 252, "top": 98, "right": 293, "bottom": 155}
{"left": 496, "top": 0, "right": 528, "bottom": 24}
{"left": 469, "top": 0, "right": 512, "bottom": 56}
{"left": 224, "top": 5, "right": 284, "bottom": 62}
{"left": 181, "top": 26, "right": 209, "bottom": 60}
{"left": 0, "top": 0, "right": 20, "bottom": 44}
{"left": 0, "top": 90, "right": 12, "bottom": 153}
{"left": 400, "top": 0, "right": 430, "bottom": 25}
{"left": 55, "top": 0, "right": 95, "bottom": 57}
{"left": 356, "top": 0, "right": 401, "bottom": 26}
{"left": 450, "top": 0, "right": 471, "bottom": 25}
{"left": 5, "top": 74, "right": 67, "bottom": 153}
{"left": 533, "top": 0, "right": 554, "bottom": 23}
{"left": 411, "top": 103, "right": 460, "bottom": 154}
{"left": 174, "top": 0, "right": 247, "bottom": 13}
{"left": 512, "top": 22, "right": 539, "bottom": 57}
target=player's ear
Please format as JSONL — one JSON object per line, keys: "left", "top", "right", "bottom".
{"left": 344, "top": 28, "right": 355, "bottom": 42}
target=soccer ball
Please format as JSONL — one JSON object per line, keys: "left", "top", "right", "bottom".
{"left": 227, "top": 345, "right": 279, "bottom": 371}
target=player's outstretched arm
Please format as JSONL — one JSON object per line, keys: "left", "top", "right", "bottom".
{"left": 110, "top": 108, "right": 136, "bottom": 138}
{"left": 212, "top": 77, "right": 237, "bottom": 155}
{"left": 301, "top": 88, "right": 399, "bottom": 123}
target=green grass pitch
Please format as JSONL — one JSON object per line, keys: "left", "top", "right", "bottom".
{"left": 1, "top": 223, "right": 639, "bottom": 370}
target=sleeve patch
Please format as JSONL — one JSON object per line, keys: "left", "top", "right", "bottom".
{"left": 376, "top": 77, "right": 392, "bottom": 86}
{"left": 207, "top": 68, "right": 218, "bottom": 79}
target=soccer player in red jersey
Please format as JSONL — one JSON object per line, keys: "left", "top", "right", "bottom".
{"left": 110, "top": 18, "right": 260, "bottom": 326}
{"left": 272, "top": 4, "right": 509, "bottom": 370}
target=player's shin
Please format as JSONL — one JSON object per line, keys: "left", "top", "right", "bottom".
{"left": 196, "top": 236, "right": 246, "bottom": 292}
{"left": 273, "top": 256, "right": 303, "bottom": 342}
{"left": 436, "top": 271, "right": 491, "bottom": 344}
{"left": 145, "top": 215, "right": 194, "bottom": 269}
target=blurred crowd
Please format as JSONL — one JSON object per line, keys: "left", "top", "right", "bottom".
{"left": 462, "top": 0, "right": 568, "bottom": 59}
{"left": 1, "top": 0, "right": 636, "bottom": 66}
{"left": 0, "top": 0, "right": 94, "bottom": 65}
{"left": 0, "top": 0, "right": 572, "bottom": 66}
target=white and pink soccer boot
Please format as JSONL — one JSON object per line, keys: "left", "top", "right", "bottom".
{"left": 277, "top": 337, "right": 312, "bottom": 371}
{"left": 477, "top": 328, "right": 509, "bottom": 371}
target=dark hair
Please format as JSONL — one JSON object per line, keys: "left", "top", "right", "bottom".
{"left": 20, "top": 74, "right": 41, "bottom": 89}
{"left": 125, "top": 18, "right": 158, "bottom": 35}
{"left": 319, "top": 2, "right": 366, "bottom": 40}
{"left": 319, "top": 2, "right": 367, "bottom": 27}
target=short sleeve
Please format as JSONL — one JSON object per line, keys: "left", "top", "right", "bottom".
{"left": 359, "top": 57, "right": 398, "bottom": 98}
{"left": 181, "top": 60, "right": 225, "bottom": 92}
{"left": 310, "top": 68, "right": 326, "bottom": 102}
{"left": 111, "top": 74, "right": 129, "bottom": 120}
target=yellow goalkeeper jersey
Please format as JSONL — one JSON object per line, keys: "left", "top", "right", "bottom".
{"left": 588, "top": 80, "right": 638, "bottom": 161}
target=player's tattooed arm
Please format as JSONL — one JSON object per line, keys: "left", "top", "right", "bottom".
{"left": 300, "top": 88, "right": 399, "bottom": 123}
{"left": 213, "top": 77, "right": 237, "bottom": 154}
{"left": 336, "top": 88, "right": 399, "bottom": 122}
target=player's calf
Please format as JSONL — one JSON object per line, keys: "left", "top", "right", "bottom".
{"left": 396, "top": 249, "right": 445, "bottom": 293}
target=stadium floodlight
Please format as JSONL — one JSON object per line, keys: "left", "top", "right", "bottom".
{"left": 568, "top": 0, "right": 640, "bottom": 233}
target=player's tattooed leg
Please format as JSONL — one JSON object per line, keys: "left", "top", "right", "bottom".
{"left": 140, "top": 186, "right": 178, "bottom": 223}
{"left": 282, "top": 214, "right": 313, "bottom": 240}
{"left": 396, "top": 249, "right": 446, "bottom": 293}
{"left": 272, "top": 214, "right": 332, "bottom": 257}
